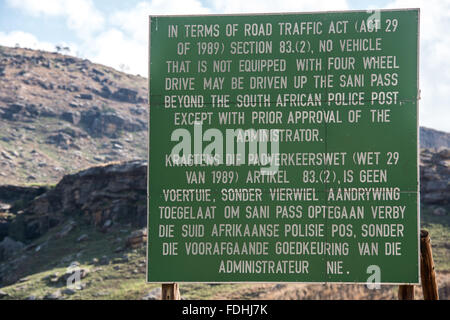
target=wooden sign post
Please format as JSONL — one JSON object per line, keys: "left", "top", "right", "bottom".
{"left": 161, "top": 283, "right": 180, "bottom": 300}
{"left": 420, "top": 230, "right": 439, "bottom": 300}
{"left": 398, "top": 229, "right": 439, "bottom": 300}
{"left": 398, "top": 284, "right": 415, "bottom": 300}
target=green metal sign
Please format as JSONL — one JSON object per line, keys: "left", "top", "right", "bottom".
{"left": 147, "top": 9, "right": 419, "bottom": 284}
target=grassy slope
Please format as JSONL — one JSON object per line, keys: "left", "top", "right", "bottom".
{"left": 421, "top": 205, "right": 450, "bottom": 271}
{"left": 0, "top": 120, "right": 147, "bottom": 186}
{"left": 0, "top": 214, "right": 248, "bottom": 300}
{"left": 0, "top": 204, "right": 448, "bottom": 300}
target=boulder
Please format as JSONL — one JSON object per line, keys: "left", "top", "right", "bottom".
{"left": 0, "top": 103, "right": 57, "bottom": 121}
{"left": 126, "top": 228, "right": 147, "bottom": 248}
{"left": 62, "top": 288, "right": 76, "bottom": 295}
{"left": 112, "top": 88, "right": 138, "bottom": 103}
{"left": 1, "top": 104, "right": 24, "bottom": 120}
{"left": 432, "top": 207, "right": 446, "bottom": 216}
{"left": 98, "top": 256, "right": 109, "bottom": 266}
{"left": 58, "top": 126, "right": 87, "bottom": 139}
{"left": 420, "top": 148, "right": 450, "bottom": 205}
{"left": 0, "top": 219, "right": 9, "bottom": 241}
{"left": 40, "top": 105, "right": 59, "bottom": 117}
{"left": 77, "top": 234, "right": 89, "bottom": 242}
{"left": 46, "top": 132, "right": 74, "bottom": 149}
{"left": 92, "top": 68, "right": 104, "bottom": 76}
{"left": 0, "top": 290, "right": 8, "bottom": 299}
{"left": 60, "top": 111, "right": 80, "bottom": 124}
{"left": 78, "top": 93, "right": 93, "bottom": 100}
{"left": 98, "top": 85, "right": 112, "bottom": 99}
{"left": 44, "top": 290, "right": 62, "bottom": 300}
{"left": 55, "top": 220, "right": 76, "bottom": 239}
{"left": 0, "top": 236, "right": 24, "bottom": 261}
{"left": 142, "top": 287, "right": 161, "bottom": 300}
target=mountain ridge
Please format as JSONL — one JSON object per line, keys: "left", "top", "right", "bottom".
{"left": 1, "top": 46, "right": 449, "bottom": 186}
{"left": 420, "top": 126, "right": 450, "bottom": 149}
{"left": 0, "top": 45, "right": 148, "bottom": 186}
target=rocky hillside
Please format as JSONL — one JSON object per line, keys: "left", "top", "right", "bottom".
{"left": 0, "top": 46, "right": 148, "bottom": 185}
{"left": 0, "top": 148, "right": 448, "bottom": 300}
{"left": 0, "top": 46, "right": 448, "bottom": 186}
{"left": 420, "top": 127, "right": 450, "bottom": 149}
{"left": 0, "top": 46, "right": 448, "bottom": 300}
{"left": 4, "top": 161, "right": 147, "bottom": 243}
{"left": 420, "top": 148, "right": 450, "bottom": 205}
{"left": 0, "top": 148, "right": 446, "bottom": 244}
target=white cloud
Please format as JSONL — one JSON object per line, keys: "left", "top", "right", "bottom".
{"left": 3, "top": 0, "right": 448, "bottom": 131}
{"left": 111, "top": 0, "right": 211, "bottom": 42}
{"left": 383, "top": 0, "right": 450, "bottom": 132}
{"left": 6, "top": 0, "right": 67, "bottom": 16}
{"left": 0, "top": 30, "right": 79, "bottom": 56}
{"left": 6, "top": 0, "right": 105, "bottom": 38}
{"left": 87, "top": 28, "right": 147, "bottom": 76}
{"left": 3, "top": 0, "right": 351, "bottom": 76}
{"left": 98, "top": 0, "right": 212, "bottom": 75}
{"left": 100, "top": 0, "right": 450, "bottom": 131}
{"left": 102, "top": 0, "right": 349, "bottom": 76}
{"left": 209, "top": 0, "right": 349, "bottom": 13}
{"left": 0, "top": 30, "right": 55, "bottom": 51}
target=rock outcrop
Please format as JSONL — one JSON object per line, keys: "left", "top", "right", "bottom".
{"left": 0, "top": 185, "right": 48, "bottom": 204}
{"left": 14, "top": 160, "right": 147, "bottom": 240}
{"left": 0, "top": 237, "right": 24, "bottom": 262}
{"left": 420, "top": 148, "right": 450, "bottom": 205}
{"left": 2, "top": 147, "right": 448, "bottom": 243}
{"left": 126, "top": 228, "right": 147, "bottom": 249}
{"left": 420, "top": 127, "right": 450, "bottom": 149}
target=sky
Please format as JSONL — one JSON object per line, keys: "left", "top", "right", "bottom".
{"left": 0, "top": 0, "right": 448, "bottom": 132}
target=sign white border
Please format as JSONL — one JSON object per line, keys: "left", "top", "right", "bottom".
{"left": 146, "top": 8, "right": 421, "bottom": 285}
